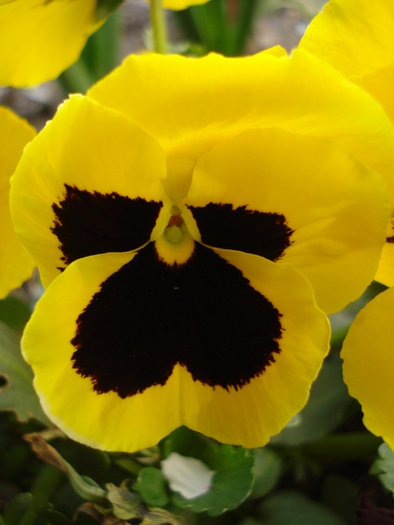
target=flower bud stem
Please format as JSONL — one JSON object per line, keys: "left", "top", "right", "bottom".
{"left": 150, "top": 0, "right": 168, "bottom": 54}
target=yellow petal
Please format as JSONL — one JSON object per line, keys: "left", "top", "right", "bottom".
{"left": 88, "top": 50, "right": 394, "bottom": 204}
{"left": 299, "top": 0, "right": 394, "bottom": 80}
{"left": 358, "top": 64, "right": 394, "bottom": 127}
{"left": 0, "top": 106, "right": 35, "bottom": 298}
{"left": 160, "top": 0, "right": 210, "bottom": 9}
{"left": 10, "top": 95, "right": 170, "bottom": 288}
{"left": 183, "top": 128, "right": 390, "bottom": 314}
{"left": 22, "top": 244, "right": 329, "bottom": 451}
{"left": 0, "top": 0, "right": 97, "bottom": 87}
{"left": 341, "top": 286, "right": 394, "bottom": 450}
{"left": 375, "top": 219, "right": 394, "bottom": 287}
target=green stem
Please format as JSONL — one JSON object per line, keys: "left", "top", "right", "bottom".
{"left": 113, "top": 456, "right": 144, "bottom": 476}
{"left": 150, "top": 0, "right": 168, "bottom": 54}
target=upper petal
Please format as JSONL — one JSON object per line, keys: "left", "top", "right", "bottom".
{"left": 0, "top": 0, "right": 97, "bottom": 87}
{"left": 10, "top": 95, "right": 170, "bottom": 288}
{"left": 341, "top": 286, "right": 394, "bottom": 451}
{"left": 0, "top": 106, "right": 35, "bottom": 298}
{"left": 183, "top": 128, "right": 390, "bottom": 314}
{"left": 88, "top": 50, "right": 394, "bottom": 204}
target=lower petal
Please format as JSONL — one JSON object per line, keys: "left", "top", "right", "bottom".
{"left": 23, "top": 245, "right": 329, "bottom": 451}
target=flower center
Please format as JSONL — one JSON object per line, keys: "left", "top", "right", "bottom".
{"left": 165, "top": 207, "right": 184, "bottom": 244}
{"left": 155, "top": 206, "right": 195, "bottom": 265}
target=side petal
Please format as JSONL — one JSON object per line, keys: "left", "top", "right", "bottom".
{"left": 10, "top": 95, "right": 170, "bottom": 288}
{"left": 22, "top": 243, "right": 329, "bottom": 451}
{"left": 88, "top": 50, "right": 394, "bottom": 204}
{"left": 341, "top": 286, "right": 394, "bottom": 451}
{"left": 0, "top": 0, "right": 97, "bottom": 87}
{"left": 183, "top": 128, "right": 390, "bottom": 314}
{"left": 0, "top": 106, "right": 35, "bottom": 298}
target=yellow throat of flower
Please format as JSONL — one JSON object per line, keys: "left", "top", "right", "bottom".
{"left": 155, "top": 207, "right": 195, "bottom": 266}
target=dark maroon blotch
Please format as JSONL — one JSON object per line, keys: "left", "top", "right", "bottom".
{"left": 71, "top": 242, "right": 283, "bottom": 398}
{"left": 188, "top": 202, "right": 293, "bottom": 261}
{"left": 51, "top": 184, "right": 162, "bottom": 267}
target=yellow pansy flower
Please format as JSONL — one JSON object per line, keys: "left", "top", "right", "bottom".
{"left": 10, "top": 51, "right": 393, "bottom": 452}
{"left": 299, "top": 0, "right": 394, "bottom": 287}
{"left": 0, "top": 106, "right": 35, "bottom": 298}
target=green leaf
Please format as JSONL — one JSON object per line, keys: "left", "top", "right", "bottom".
{"left": 238, "top": 519, "right": 262, "bottom": 525}
{"left": 0, "top": 322, "right": 50, "bottom": 424}
{"left": 270, "top": 353, "right": 351, "bottom": 446}
{"left": 45, "top": 509, "right": 73, "bottom": 525}
{"left": 143, "top": 508, "right": 184, "bottom": 525}
{"left": 319, "top": 475, "right": 358, "bottom": 524}
{"left": 111, "top": 455, "right": 143, "bottom": 476}
{"left": 95, "top": 0, "right": 125, "bottom": 21}
{"left": 162, "top": 426, "right": 208, "bottom": 459}
{"left": 0, "top": 296, "right": 31, "bottom": 333}
{"left": 259, "top": 491, "right": 347, "bottom": 525}
{"left": 3, "top": 493, "right": 33, "bottom": 525}
{"left": 25, "top": 434, "right": 108, "bottom": 505}
{"left": 106, "top": 483, "right": 140, "bottom": 520}
{"left": 372, "top": 442, "right": 394, "bottom": 493}
{"left": 172, "top": 445, "right": 254, "bottom": 516}
{"left": 250, "top": 447, "right": 283, "bottom": 499}
{"left": 136, "top": 467, "right": 169, "bottom": 508}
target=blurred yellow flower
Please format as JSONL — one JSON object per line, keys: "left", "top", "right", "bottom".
{"left": 0, "top": 106, "right": 35, "bottom": 298}
{"left": 341, "top": 286, "right": 394, "bottom": 450}
{"left": 0, "top": 0, "right": 98, "bottom": 87}
{"left": 0, "top": 0, "right": 209, "bottom": 88}
{"left": 154, "top": 0, "right": 210, "bottom": 9}
{"left": 299, "top": 0, "right": 394, "bottom": 287}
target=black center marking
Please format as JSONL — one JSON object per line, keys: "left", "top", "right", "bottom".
{"left": 71, "top": 242, "right": 283, "bottom": 398}
{"left": 51, "top": 185, "right": 162, "bottom": 267}
{"left": 188, "top": 203, "right": 293, "bottom": 261}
